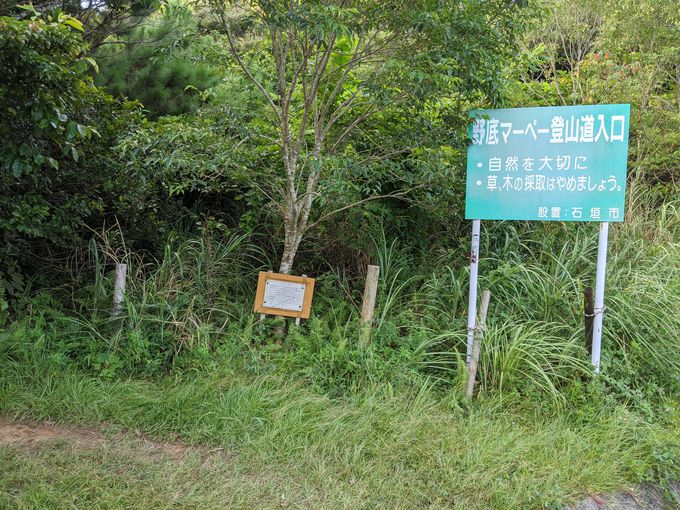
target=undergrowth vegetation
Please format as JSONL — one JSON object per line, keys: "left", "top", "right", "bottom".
{"left": 2, "top": 345, "right": 680, "bottom": 509}
{"left": 1, "top": 0, "right": 680, "bottom": 507}
{"left": 3, "top": 195, "right": 679, "bottom": 407}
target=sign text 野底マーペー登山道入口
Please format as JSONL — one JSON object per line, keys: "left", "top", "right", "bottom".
{"left": 465, "top": 104, "right": 630, "bottom": 222}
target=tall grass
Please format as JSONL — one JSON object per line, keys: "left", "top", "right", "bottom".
{"left": 6, "top": 192, "right": 680, "bottom": 404}
{"left": 372, "top": 230, "right": 417, "bottom": 328}
{"left": 18, "top": 230, "right": 266, "bottom": 374}
{"left": 0, "top": 355, "right": 678, "bottom": 509}
{"left": 0, "top": 352, "right": 678, "bottom": 509}
{"left": 1, "top": 199, "right": 679, "bottom": 508}
{"left": 387, "top": 198, "right": 680, "bottom": 402}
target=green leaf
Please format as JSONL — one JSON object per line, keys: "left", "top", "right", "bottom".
{"left": 66, "top": 122, "right": 78, "bottom": 139}
{"left": 16, "top": 4, "right": 37, "bottom": 15}
{"left": 11, "top": 160, "right": 23, "bottom": 178}
{"left": 84, "top": 57, "right": 99, "bottom": 73}
{"left": 62, "top": 17, "right": 84, "bottom": 32}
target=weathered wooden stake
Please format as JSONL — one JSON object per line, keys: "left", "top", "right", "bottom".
{"left": 583, "top": 286, "right": 594, "bottom": 356}
{"left": 466, "top": 289, "right": 491, "bottom": 399}
{"left": 112, "top": 262, "right": 127, "bottom": 317}
{"left": 360, "top": 264, "right": 380, "bottom": 346}
{"left": 294, "top": 275, "right": 307, "bottom": 327}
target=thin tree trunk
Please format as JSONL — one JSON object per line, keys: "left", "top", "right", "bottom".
{"left": 277, "top": 134, "right": 322, "bottom": 274}
{"left": 279, "top": 225, "right": 298, "bottom": 275}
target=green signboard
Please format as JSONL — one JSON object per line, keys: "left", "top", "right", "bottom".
{"left": 465, "top": 104, "right": 630, "bottom": 222}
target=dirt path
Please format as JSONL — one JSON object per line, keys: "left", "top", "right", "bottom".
{"left": 0, "top": 416, "right": 215, "bottom": 462}
{"left": 0, "top": 416, "right": 102, "bottom": 448}
{"left": 0, "top": 416, "right": 313, "bottom": 509}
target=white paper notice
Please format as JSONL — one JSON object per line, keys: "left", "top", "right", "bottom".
{"left": 263, "top": 280, "right": 306, "bottom": 311}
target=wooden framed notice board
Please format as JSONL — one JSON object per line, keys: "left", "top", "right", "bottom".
{"left": 253, "top": 271, "right": 315, "bottom": 319}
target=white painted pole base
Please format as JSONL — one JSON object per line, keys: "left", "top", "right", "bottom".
{"left": 466, "top": 220, "right": 481, "bottom": 366}
{"left": 591, "top": 222, "right": 609, "bottom": 373}
{"left": 112, "top": 263, "right": 127, "bottom": 317}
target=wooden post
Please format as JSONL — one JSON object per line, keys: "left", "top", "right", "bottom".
{"left": 112, "top": 263, "right": 127, "bottom": 317}
{"left": 360, "top": 265, "right": 380, "bottom": 346}
{"left": 466, "top": 289, "right": 491, "bottom": 399}
{"left": 584, "top": 286, "right": 594, "bottom": 356}
{"left": 295, "top": 275, "right": 307, "bottom": 327}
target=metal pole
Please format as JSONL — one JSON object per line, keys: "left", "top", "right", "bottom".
{"left": 466, "top": 220, "right": 481, "bottom": 365}
{"left": 112, "top": 263, "right": 127, "bottom": 317}
{"left": 591, "top": 222, "right": 609, "bottom": 373}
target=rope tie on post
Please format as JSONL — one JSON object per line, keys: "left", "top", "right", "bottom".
{"left": 585, "top": 306, "right": 606, "bottom": 318}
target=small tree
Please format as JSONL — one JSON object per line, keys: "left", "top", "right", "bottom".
{"left": 516, "top": 0, "right": 680, "bottom": 198}
{"left": 94, "top": 1, "right": 221, "bottom": 117}
{"left": 209, "top": 0, "right": 525, "bottom": 273}
{"left": 0, "top": 9, "right": 150, "bottom": 320}
{"left": 11, "top": 0, "right": 163, "bottom": 51}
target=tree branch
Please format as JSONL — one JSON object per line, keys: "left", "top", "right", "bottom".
{"left": 219, "top": 10, "right": 281, "bottom": 122}
{"left": 306, "top": 186, "right": 424, "bottom": 231}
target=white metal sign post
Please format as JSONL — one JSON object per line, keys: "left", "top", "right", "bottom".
{"left": 464, "top": 104, "right": 630, "bottom": 372}
{"left": 591, "top": 221, "right": 609, "bottom": 372}
{"left": 466, "top": 219, "right": 481, "bottom": 365}
{"left": 466, "top": 220, "right": 612, "bottom": 371}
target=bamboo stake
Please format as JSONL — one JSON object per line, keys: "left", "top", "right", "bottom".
{"left": 360, "top": 265, "right": 380, "bottom": 346}
{"left": 466, "top": 289, "right": 491, "bottom": 399}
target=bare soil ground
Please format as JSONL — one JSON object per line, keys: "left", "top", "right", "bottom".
{"left": 0, "top": 416, "right": 101, "bottom": 448}
{"left": 0, "top": 416, "right": 225, "bottom": 463}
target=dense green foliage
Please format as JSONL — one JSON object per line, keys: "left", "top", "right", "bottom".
{"left": 514, "top": 0, "right": 680, "bottom": 202}
{"left": 0, "top": 11, "right": 134, "bottom": 318}
{"left": 94, "top": 1, "right": 221, "bottom": 117}
{"left": 1, "top": 0, "right": 679, "bottom": 507}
